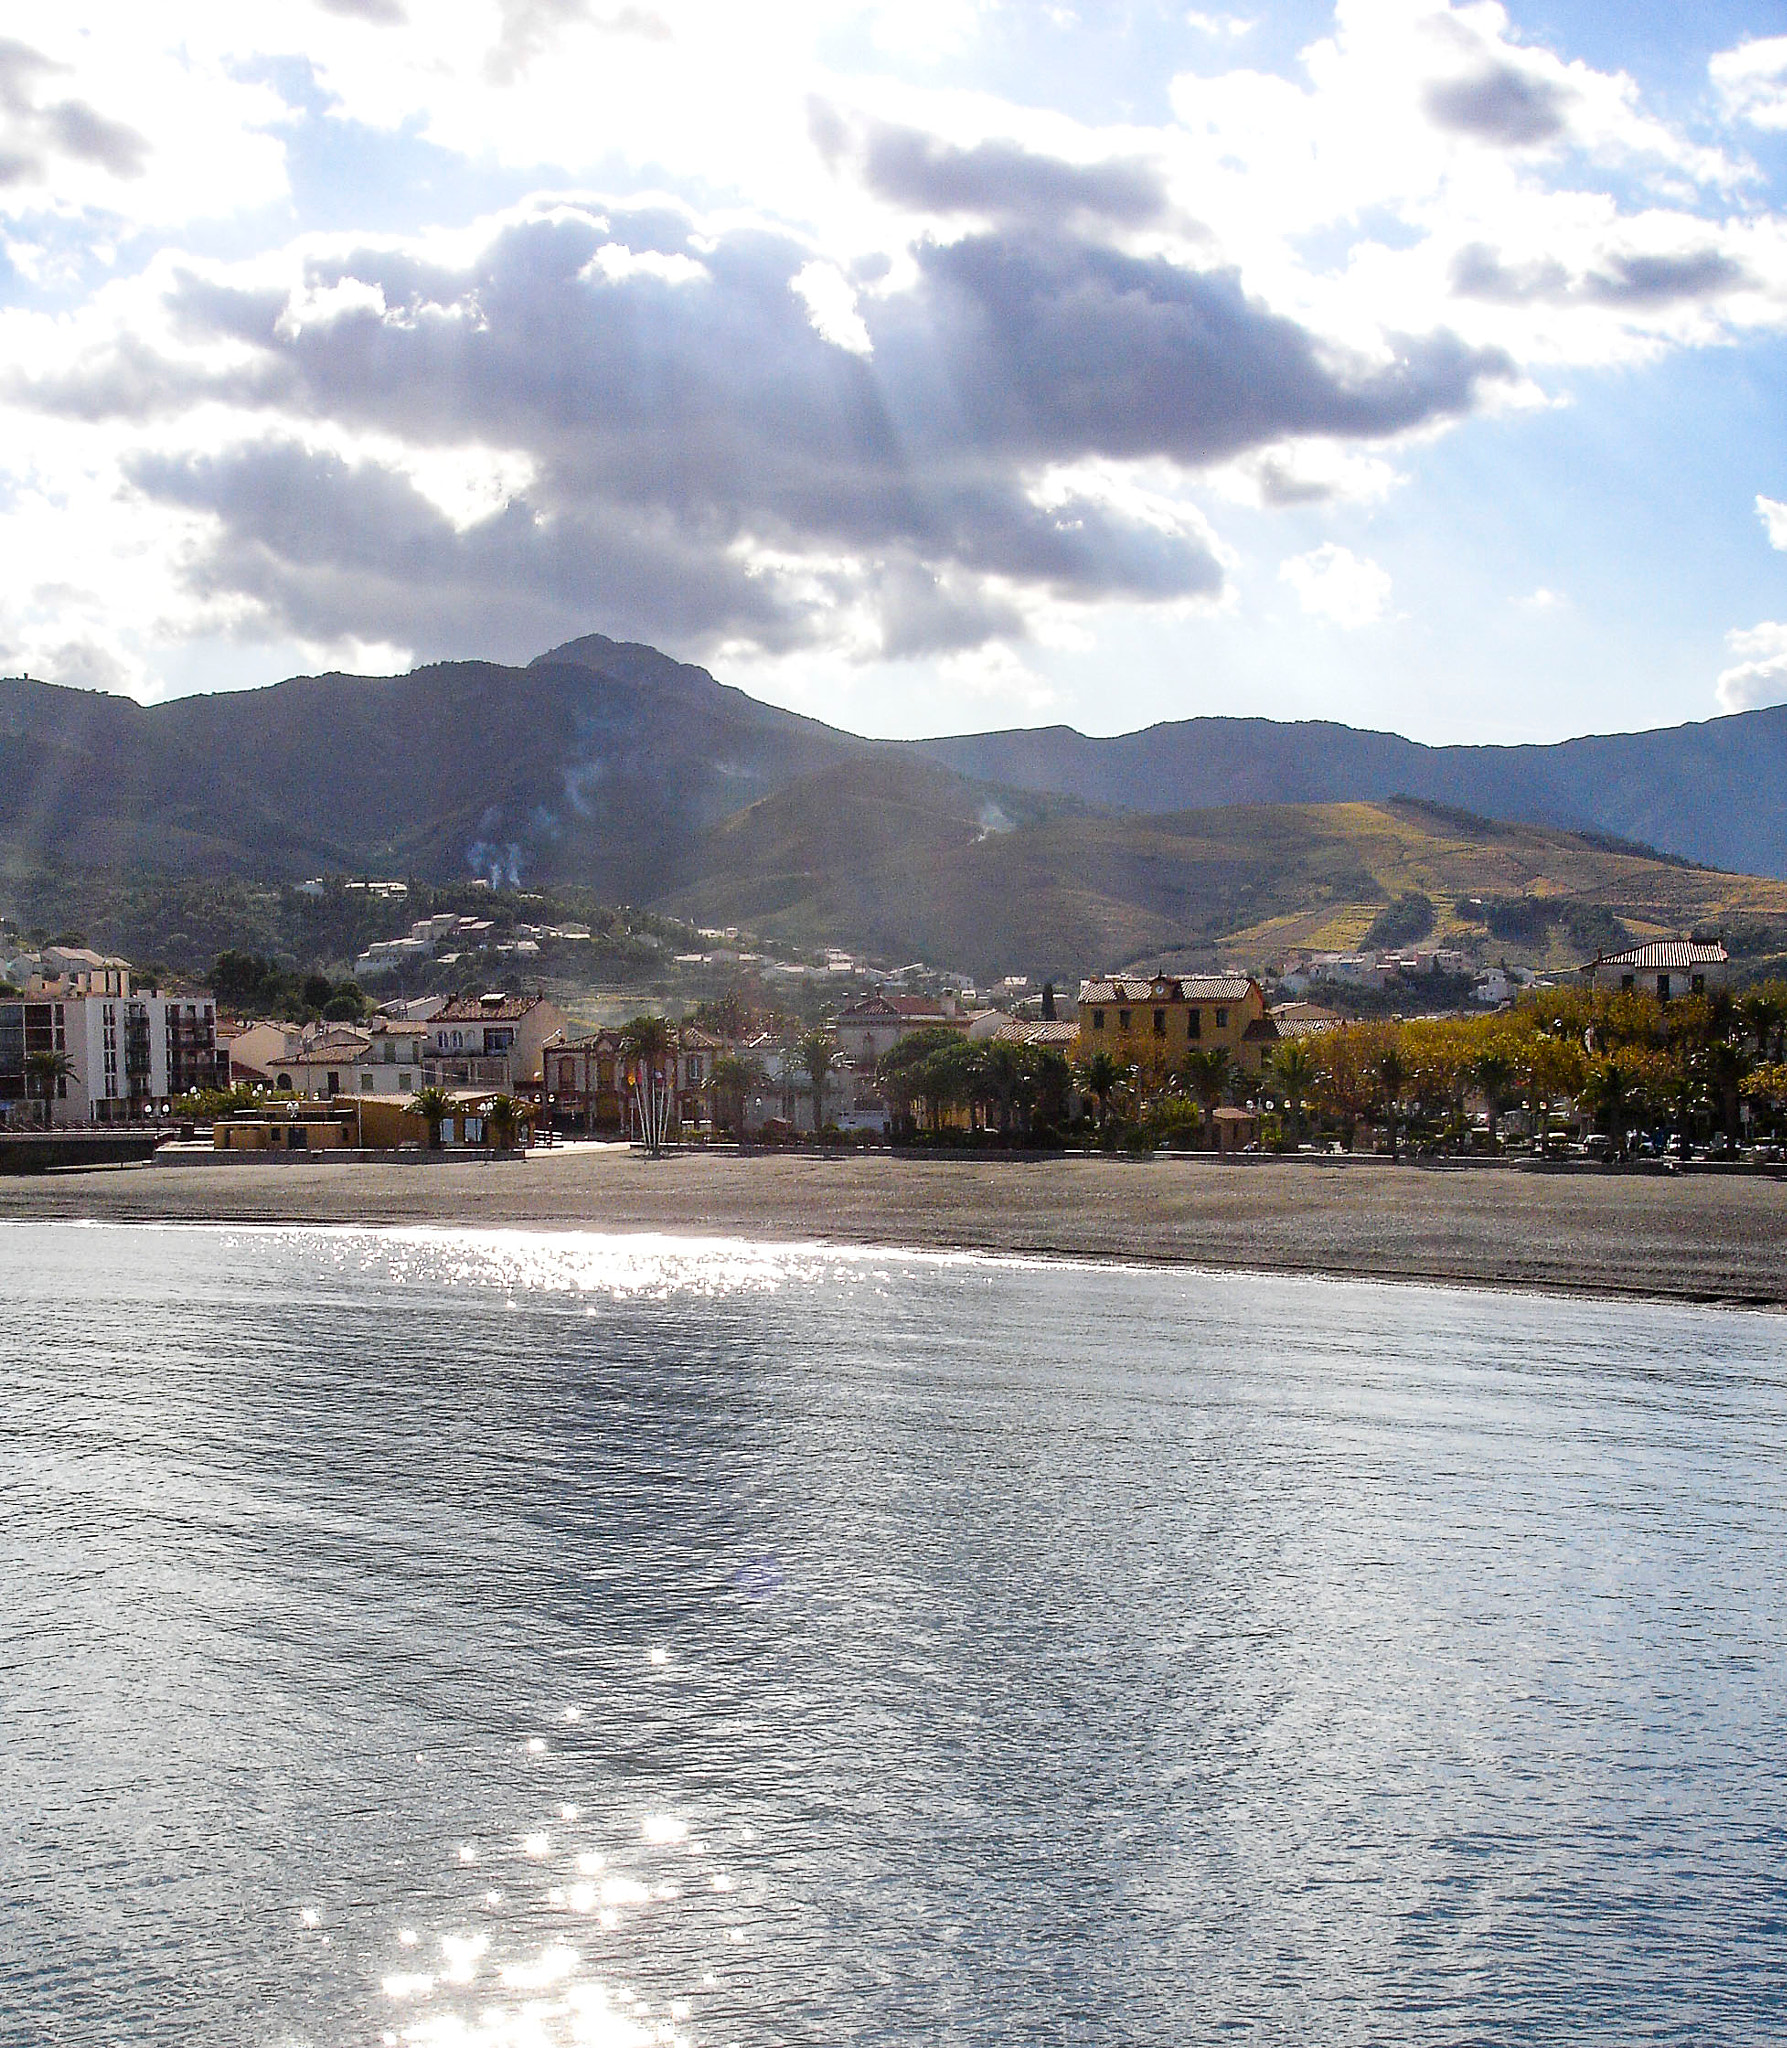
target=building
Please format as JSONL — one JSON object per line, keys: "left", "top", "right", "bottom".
{"left": 541, "top": 1025, "right": 718, "bottom": 1135}
{"left": 264, "top": 1023, "right": 433, "bottom": 1099}
{"left": 1075, "top": 974, "right": 1278, "bottom": 1075}
{"left": 0, "top": 986, "right": 224, "bottom": 1124}
{"left": 425, "top": 993, "right": 565, "bottom": 1088}
{"left": 37, "top": 946, "right": 133, "bottom": 996}
{"left": 833, "top": 992, "right": 963, "bottom": 1066}
{"left": 1580, "top": 939, "right": 1729, "bottom": 1000}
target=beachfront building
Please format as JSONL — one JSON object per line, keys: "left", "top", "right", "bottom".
{"left": 833, "top": 992, "right": 963, "bottom": 1066}
{"left": 425, "top": 993, "right": 565, "bottom": 1089}
{"left": 264, "top": 1022, "right": 433, "bottom": 1099}
{"left": 542, "top": 1025, "right": 718, "bottom": 1135}
{"left": 1074, "top": 974, "right": 1278, "bottom": 1076}
{"left": 1579, "top": 939, "right": 1729, "bottom": 1000}
{"left": 0, "top": 986, "right": 224, "bottom": 1125}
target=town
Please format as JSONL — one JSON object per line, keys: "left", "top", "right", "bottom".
{"left": 3, "top": 916, "right": 1783, "bottom": 1168}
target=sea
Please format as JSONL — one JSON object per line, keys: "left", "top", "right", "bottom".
{"left": 3, "top": 1222, "right": 1786, "bottom": 2047}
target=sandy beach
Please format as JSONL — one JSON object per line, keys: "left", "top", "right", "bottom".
{"left": 3, "top": 1146, "right": 1784, "bottom": 1307}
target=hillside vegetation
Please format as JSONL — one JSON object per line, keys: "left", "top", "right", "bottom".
{"left": 664, "top": 771, "right": 1787, "bottom": 978}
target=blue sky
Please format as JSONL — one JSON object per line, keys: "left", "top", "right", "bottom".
{"left": 3, "top": 1, "right": 1787, "bottom": 746}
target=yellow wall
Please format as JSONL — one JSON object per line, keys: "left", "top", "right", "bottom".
{"left": 1075, "top": 986, "right": 1268, "bottom": 1074}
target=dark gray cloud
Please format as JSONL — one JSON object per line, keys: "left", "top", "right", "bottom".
{"left": 35, "top": 191, "right": 1508, "bottom": 661}
{"left": 902, "top": 232, "right": 1507, "bottom": 465}
{"left": 852, "top": 117, "right": 1166, "bottom": 229}
{"left": 1424, "top": 63, "right": 1571, "bottom": 147}
{"left": 0, "top": 36, "right": 147, "bottom": 185}
{"left": 1453, "top": 241, "right": 1746, "bottom": 308}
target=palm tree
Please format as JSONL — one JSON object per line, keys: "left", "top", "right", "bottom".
{"left": 796, "top": 1026, "right": 838, "bottom": 1136}
{"left": 485, "top": 1093, "right": 524, "bottom": 1151}
{"left": 1471, "top": 1050, "right": 1516, "bottom": 1151}
{"left": 1375, "top": 1045, "right": 1407, "bottom": 1163}
{"left": 1271, "top": 1039, "right": 1317, "bottom": 1148}
{"left": 408, "top": 1084, "right": 453, "bottom": 1150}
{"left": 1582, "top": 1054, "right": 1639, "bottom": 1160}
{"left": 25, "top": 1047, "right": 74, "bottom": 1128}
{"left": 619, "top": 1015, "right": 675, "bottom": 1153}
{"left": 1078, "top": 1049, "right": 1120, "bottom": 1127}
{"left": 710, "top": 1052, "right": 756, "bottom": 1137}
{"left": 1743, "top": 989, "right": 1785, "bottom": 1066}
{"left": 983, "top": 1039, "right": 1027, "bottom": 1136}
{"left": 1180, "top": 1046, "right": 1232, "bottom": 1149}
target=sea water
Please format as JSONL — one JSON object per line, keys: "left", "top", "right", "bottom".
{"left": 2, "top": 1222, "right": 1785, "bottom": 2046}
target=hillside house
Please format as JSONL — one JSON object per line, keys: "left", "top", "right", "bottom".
{"left": 1580, "top": 939, "right": 1729, "bottom": 1000}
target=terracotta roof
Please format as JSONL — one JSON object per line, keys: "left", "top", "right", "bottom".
{"left": 839, "top": 992, "right": 953, "bottom": 1021}
{"left": 991, "top": 1019, "right": 1079, "bottom": 1048}
{"left": 1585, "top": 941, "right": 1728, "bottom": 971}
{"left": 433, "top": 994, "right": 552, "bottom": 1021}
{"left": 1079, "top": 975, "right": 1256, "bottom": 1004}
{"left": 1243, "top": 1016, "right": 1281, "bottom": 1042}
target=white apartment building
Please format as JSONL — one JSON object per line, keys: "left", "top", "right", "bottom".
{"left": 1, "top": 986, "right": 223, "bottom": 1124}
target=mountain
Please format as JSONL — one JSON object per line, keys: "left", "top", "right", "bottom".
{"left": 4, "top": 632, "right": 1787, "bottom": 977}
{"left": 917, "top": 704, "right": 1787, "bottom": 880}
{"left": 666, "top": 769, "right": 1787, "bottom": 979}
{"left": 0, "top": 635, "right": 864, "bottom": 898}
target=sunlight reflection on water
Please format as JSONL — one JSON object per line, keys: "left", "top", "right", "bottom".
{"left": 4, "top": 1223, "right": 1787, "bottom": 2047}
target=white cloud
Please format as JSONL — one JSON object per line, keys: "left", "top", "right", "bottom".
{"left": 789, "top": 261, "right": 873, "bottom": 355}
{"left": 1757, "top": 495, "right": 1787, "bottom": 551}
{"left": 1716, "top": 620, "right": 1787, "bottom": 713}
{"left": 1280, "top": 542, "right": 1392, "bottom": 628}
{"left": 1513, "top": 585, "right": 1565, "bottom": 611}
{"left": 1711, "top": 35, "right": 1787, "bottom": 132}
{"left": 1185, "top": 11, "right": 1253, "bottom": 37}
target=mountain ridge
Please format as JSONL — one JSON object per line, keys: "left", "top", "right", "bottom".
{"left": 4, "top": 633, "right": 1787, "bottom": 976}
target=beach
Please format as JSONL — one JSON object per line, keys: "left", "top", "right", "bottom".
{"left": 3, "top": 1147, "right": 1785, "bottom": 1307}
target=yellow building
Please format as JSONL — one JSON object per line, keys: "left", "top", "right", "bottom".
{"left": 1075, "top": 974, "right": 1278, "bottom": 1076}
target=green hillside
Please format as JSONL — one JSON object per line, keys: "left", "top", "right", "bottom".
{"left": 663, "top": 769, "right": 1787, "bottom": 978}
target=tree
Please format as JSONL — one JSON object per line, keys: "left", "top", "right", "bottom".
{"left": 1077, "top": 1049, "right": 1121, "bottom": 1127}
{"left": 619, "top": 1015, "right": 675, "bottom": 1153}
{"left": 880, "top": 1026, "right": 970, "bottom": 1135}
{"left": 1581, "top": 1054, "right": 1641, "bottom": 1159}
{"left": 796, "top": 1027, "right": 838, "bottom": 1134}
{"left": 710, "top": 1052, "right": 757, "bottom": 1137}
{"left": 486, "top": 1094, "right": 524, "bottom": 1151}
{"left": 1179, "top": 1047, "right": 1232, "bottom": 1149}
{"left": 1471, "top": 1050, "right": 1516, "bottom": 1151}
{"left": 983, "top": 1039, "right": 1027, "bottom": 1136}
{"left": 1271, "top": 1039, "right": 1317, "bottom": 1148}
{"left": 1375, "top": 1044, "right": 1408, "bottom": 1163}
{"left": 25, "top": 1047, "right": 74, "bottom": 1127}
{"left": 1743, "top": 988, "right": 1786, "bottom": 1067}
{"left": 408, "top": 1084, "right": 453, "bottom": 1150}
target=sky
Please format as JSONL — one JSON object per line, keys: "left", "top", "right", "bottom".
{"left": 5, "top": 1, "right": 1787, "bottom": 746}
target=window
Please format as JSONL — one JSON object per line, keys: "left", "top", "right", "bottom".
{"left": 1215, "top": 1007, "right": 1228, "bottom": 1029}
{"left": 1657, "top": 975, "right": 1671, "bottom": 1001}
{"left": 1091, "top": 1010, "right": 1105, "bottom": 1030}
{"left": 361, "top": 1073, "right": 374, "bottom": 1093}
{"left": 1188, "top": 1009, "right": 1201, "bottom": 1039}
{"left": 326, "top": 1071, "right": 340, "bottom": 1095}
{"left": 399, "top": 1071, "right": 413, "bottom": 1091}
{"left": 1153, "top": 1009, "right": 1166, "bottom": 1035}
{"left": 1118, "top": 1009, "right": 1131, "bottom": 1030}
{"left": 1692, "top": 974, "right": 1705, "bottom": 995}
{"left": 1620, "top": 974, "right": 1635, "bottom": 992}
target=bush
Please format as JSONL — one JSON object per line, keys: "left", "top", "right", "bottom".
{"left": 1364, "top": 892, "right": 1436, "bottom": 949}
{"left": 1145, "top": 1099, "right": 1204, "bottom": 1150}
